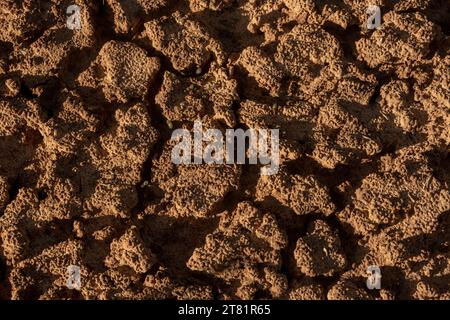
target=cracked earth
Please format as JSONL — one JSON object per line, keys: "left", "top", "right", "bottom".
{"left": 0, "top": 0, "right": 449, "bottom": 300}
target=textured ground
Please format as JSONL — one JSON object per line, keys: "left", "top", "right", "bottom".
{"left": 0, "top": 0, "right": 449, "bottom": 300}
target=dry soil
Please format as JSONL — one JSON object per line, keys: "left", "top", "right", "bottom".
{"left": 0, "top": 0, "right": 449, "bottom": 300}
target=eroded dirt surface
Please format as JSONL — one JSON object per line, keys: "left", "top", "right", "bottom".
{"left": 0, "top": 0, "right": 449, "bottom": 300}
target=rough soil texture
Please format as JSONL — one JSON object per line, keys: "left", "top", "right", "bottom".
{"left": 0, "top": 0, "right": 449, "bottom": 300}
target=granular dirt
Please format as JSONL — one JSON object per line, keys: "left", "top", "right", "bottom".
{"left": 0, "top": 0, "right": 449, "bottom": 300}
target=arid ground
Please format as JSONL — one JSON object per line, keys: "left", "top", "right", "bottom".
{"left": 0, "top": 0, "right": 449, "bottom": 300}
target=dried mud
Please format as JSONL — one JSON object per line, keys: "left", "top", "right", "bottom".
{"left": 0, "top": 0, "right": 449, "bottom": 300}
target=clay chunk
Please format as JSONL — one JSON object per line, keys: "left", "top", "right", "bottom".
{"left": 356, "top": 12, "right": 439, "bottom": 68}
{"left": 187, "top": 202, "right": 288, "bottom": 299}
{"left": 256, "top": 169, "right": 336, "bottom": 216}
{"left": 145, "top": 13, "right": 225, "bottom": 72}
{"left": 78, "top": 40, "right": 160, "bottom": 102}
{"left": 294, "top": 220, "right": 347, "bottom": 277}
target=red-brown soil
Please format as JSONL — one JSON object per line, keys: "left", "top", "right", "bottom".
{"left": 0, "top": 0, "right": 449, "bottom": 300}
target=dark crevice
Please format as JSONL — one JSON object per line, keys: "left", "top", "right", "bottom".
{"left": 368, "top": 70, "right": 397, "bottom": 105}
{"left": 132, "top": 54, "right": 172, "bottom": 216}
{"left": 21, "top": 27, "right": 48, "bottom": 48}
{"left": 426, "top": 149, "right": 450, "bottom": 188}
{"left": 322, "top": 23, "right": 361, "bottom": 62}
{"left": 184, "top": 270, "right": 229, "bottom": 295}
{"left": 6, "top": 177, "right": 21, "bottom": 210}
{"left": 369, "top": 82, "right": 382, "bottom": 105}
{"left": 424, "top": 37, "right": 442, "bottom": 59}
{"left": 130, "top": 0, "right": 185, "bottom": 40}
{"left": 37, "top": 188, "right": 48, "bottom": 201}
{"left": 0, "top": 254, "right": 10, "bottom": 299}
{"left": 322, "top": 214, "right": 365, "bottom": 269}
{"left": 58, "top": 46, "right": 100, "bottom": 88}
{"left": 428, "top": 0, "right": 450, "bottom": 36}
{"left": 38, "top": 78, "right": 64, "bottom": 121}
{"left": 134, "top": 42, "right": 185, "bottom": 77}
{"left": 279, "top": 213, "right": 312, "bottom": 289}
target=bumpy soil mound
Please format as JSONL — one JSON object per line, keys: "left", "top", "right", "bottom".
{"left": 0, "top": 0, "right": 449, "bottom": 300}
